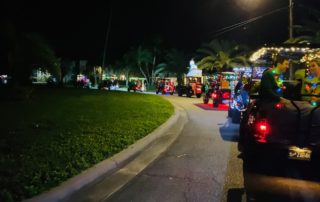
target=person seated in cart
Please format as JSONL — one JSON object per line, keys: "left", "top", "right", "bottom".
{"left": 295, "top": 58, "right": 320, "bottom": 103}
{"left": 259, "top": 54, "right": 290, "bottom": 104}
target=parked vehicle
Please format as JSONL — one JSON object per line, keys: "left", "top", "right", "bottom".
{"left": 239, "top": 45, "right": 320, "bottom": 200}
{"left": 99, "top": 80, "right": 113, "bottom": 90}
{"left": 229, "top": 76, "right": 260, "bottom": 123}
{"left": 239, "top": 88, "right": 320, "bottom": 160}
{"left": 203, "top": 79, "right": 218, "bottom": 104}
{"left": 156, "top": 79, "right": 175, "bottom": 95}
{"left": 176, "top": 76, "right": 203, "bottom": 98}
{"left": 212, "top": 88, "right": 231, "bottom": 108}
{"left": 128, "top": 80, "right": 142, "bottom": 92}
{"left": 76, "top": 75, "right": 91, "bottom": 88}
{"left": 203, "top": 72, "right": 236, "bottom": 107}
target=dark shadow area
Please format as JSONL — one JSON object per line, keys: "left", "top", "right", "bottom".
{"left": 242, "top": 157, "right": 320, "bottom": 202}
{"left": 219, "top": 119, "right": 240, "bottom": 142}
{"left": 227, "top": 188, "right": 245, "bottom": 202}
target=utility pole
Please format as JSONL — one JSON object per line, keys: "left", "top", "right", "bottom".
{"left": 289, "top": 0, "right": 293, "bottom": 40}
{"left": 102, "top": 5, "right": 113, "bottom": 69}
{"left": 288, "top": 0, "right": 294, "bottom": 80}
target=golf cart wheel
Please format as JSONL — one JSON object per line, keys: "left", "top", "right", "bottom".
{"left": 186, "top": 91, "right": 192, "bottom": 97}
{"left": 228, "top": 109, "right": 232, "bottom": 117}
{"left": 203, "top": 97, "right": 209, "bottom": 104}
{"left": 232, "top": 110, "right": 241, "bottom": 123}
{"left": 213, "top": 101, "right": 219, "bottom": 108}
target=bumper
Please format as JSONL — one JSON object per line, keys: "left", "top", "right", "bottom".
{"left": 245, "top": 142, "right": 320, "bottom": 163}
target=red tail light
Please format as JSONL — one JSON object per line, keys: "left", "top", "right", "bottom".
{"left": 211, "top": 93, "right": 217, "bottom": 99}
{"left": 275, "top": 103, "right": 283, "bottom": 109}
{"left": 254, "top": 119, "right": 270, "bottom": 143}
{"left": 222, "top": 92, "right": 230, "bottom": 99}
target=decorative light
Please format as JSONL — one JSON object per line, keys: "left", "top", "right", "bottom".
{"left": 305, "top": 85, "right": 311, "bottom": 91}
{"left": 301, "top": 49, "right": 320, "bottom": 63}
{"left": 250, "top": 47, "right": 267, "bottom": 62}
{"left": 276, "top": 88, "right": 282, "bottom": 93}
{"left": 250, "top": 46, "right": 319, "bottom": 63}
{"left": 275, "top": 103, "right": 283, "bottom": 109}
{"left": 312, "top": 83, "right": 317, "bottom": 88}
{"left": 279, "top": 74, "right": 284, "bottom": 79}
{"left": 311, "top": 101, "right": 317, "bottom": 107}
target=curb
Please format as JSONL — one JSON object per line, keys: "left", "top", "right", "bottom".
{"left": 25, "top": 100, "right": 187, "bottom": 202}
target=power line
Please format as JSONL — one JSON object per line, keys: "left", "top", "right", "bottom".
{"left": 209, "top": 6, "right": 288, "bottom": 37}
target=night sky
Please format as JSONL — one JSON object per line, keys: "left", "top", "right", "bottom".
{"left": 2, "top": 0, "right": 320, "bottom": 64}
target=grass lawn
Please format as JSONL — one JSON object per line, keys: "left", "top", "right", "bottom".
{"left": 0, "top": 88, "right": 173, "bottom": 202}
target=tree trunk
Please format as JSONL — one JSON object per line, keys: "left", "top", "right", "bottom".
{"left": 139, "top": 66, "right": 149, "bottom": 86}
{"left": 125, "top": 69, "right": 129, "bottom": 87}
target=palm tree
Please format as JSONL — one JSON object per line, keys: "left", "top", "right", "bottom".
{"left": 196, "top": 39, "right": 249, "bottom": 72}
{"left": 59, "top": 58, "right": 76, "bottom": 84}
{"left": 115, "top": 50, "right": 136, "bottom": 87}
{"left": 134, "top": 46, "right": 153, "bottom": 86}
{"left": 285, "top": 7, "right": 320, "bottom": 44}
{"left": 164, "top": 48, "right": 189, "bottom": 84}
{"left": 1, "top": 20, "right": 59, "bottom": 85}
{"left": 149, "top": 35, "right": 166, "bottom": 84}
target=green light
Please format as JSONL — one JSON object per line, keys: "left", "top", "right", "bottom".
{"left": 272, "top": 70, "right": 276, "bottom": 74}
{"left": 311, "top": 101, "right": 317, "bottom": 107}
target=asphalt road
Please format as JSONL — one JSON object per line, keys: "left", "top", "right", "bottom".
{"left": 106, "top": 95, "right": 245, "bottom": 202}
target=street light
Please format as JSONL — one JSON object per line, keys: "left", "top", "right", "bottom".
{"left": 212, "top": 0, "right": 294, "bottom": 40}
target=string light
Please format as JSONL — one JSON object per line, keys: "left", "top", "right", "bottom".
{"left": 311, "top": 101, "right": 317, "bottom": 107}
{"left": 250, "top": 46, "right": 320, "bottom": 63}
{"left": 250, "top": 46, "right": 320, "bottom": 105}
{"left": 312, "top": 83, "right": 317, "bottom": 88}
{"left": 276, "top": 88, "right": 282, "bottom": 93}
{"left": 301, "top": 50, "right": 320, "bottom": 63}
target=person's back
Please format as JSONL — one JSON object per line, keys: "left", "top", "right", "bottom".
{"left": 259, "top": 68, "right": 281, "bottom": 102}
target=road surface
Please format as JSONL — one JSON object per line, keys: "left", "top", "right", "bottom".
{"left": 107, "top": 95, "right": 244, "bottom": 202}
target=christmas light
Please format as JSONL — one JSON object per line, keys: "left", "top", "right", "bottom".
{"left": 276, "top": 88, "right": 282, "bottom": 93}
{"left": 312, "top": 83, "right": 317, "bottom": 88}
{"left": 311, "top": 101, "right": 317, "bottom": 107}
{"left": 250, "top": 46, "right": 320, "bottom": 63}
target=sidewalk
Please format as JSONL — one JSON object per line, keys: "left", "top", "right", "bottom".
{"left": 25, "top": 99, "right": 188, "bottom": 202}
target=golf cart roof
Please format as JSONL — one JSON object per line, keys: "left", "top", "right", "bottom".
{"left": 249, "top": 45, "right": 320, "bottom": 66}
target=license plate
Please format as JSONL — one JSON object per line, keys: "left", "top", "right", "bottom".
{"left": 288, "top": 146, "right": 312, "bottom": 161}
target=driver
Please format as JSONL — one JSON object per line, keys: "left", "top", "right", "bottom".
{"left": 259, "top": 54, "right": 290, "bottom": 103}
